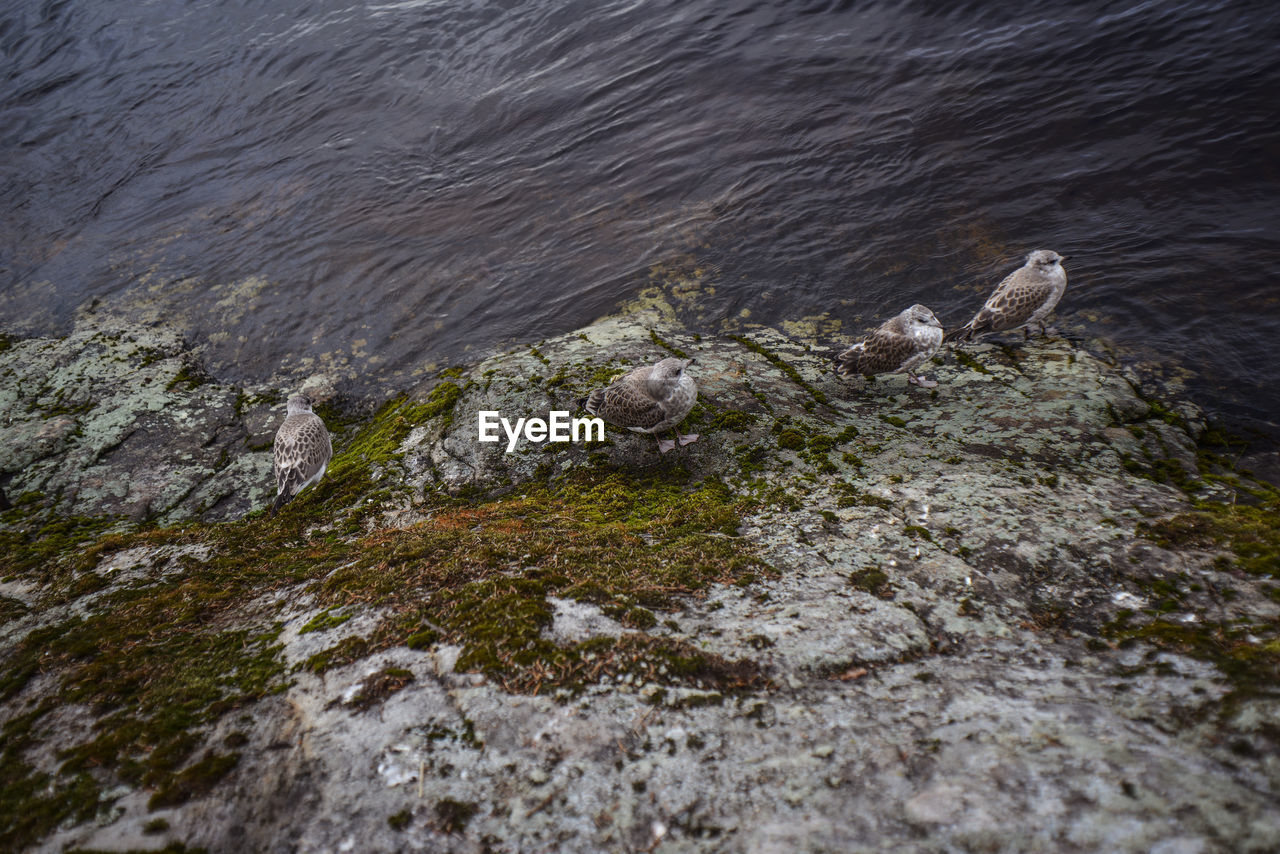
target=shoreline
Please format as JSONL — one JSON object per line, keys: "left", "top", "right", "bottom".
{"left": 1, "top": 301, "right": 1278, "bottom": 852}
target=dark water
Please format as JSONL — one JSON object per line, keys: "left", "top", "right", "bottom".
{"left": 2, "top": 0, "right": 1278, "bottom": 434}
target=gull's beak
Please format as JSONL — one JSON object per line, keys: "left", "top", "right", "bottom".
{"left": 685, "top": 357, "right": 697, "bottom": 368}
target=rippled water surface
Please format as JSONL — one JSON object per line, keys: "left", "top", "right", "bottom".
{"left": 2, "top": 0, "right": 1278, "bottom": 432}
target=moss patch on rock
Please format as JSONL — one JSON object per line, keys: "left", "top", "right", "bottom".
{"left": 320, "top": 469, "right": 769, "bottom": 693}
{"left": 0, "top": 445, "right": 766, "bottom": 847}
{"left": 1138, "top": 497, "right": 1280, "bottom": 579}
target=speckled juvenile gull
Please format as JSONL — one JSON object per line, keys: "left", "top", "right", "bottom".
{"left": 578, "top": 357, "right": 698, "bottom": 453}
{"left": 271, "top": 394, "right": 333, "bottom": 515}
{"left": 946, "top": 249, "right": 1068, "bottom": 343}
{"left": 833, "top": 304, "right": 945, "bottom": 388}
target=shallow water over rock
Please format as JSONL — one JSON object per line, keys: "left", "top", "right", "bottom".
{"left": 2, "top": 0, "right": 1278, "bottom": 436}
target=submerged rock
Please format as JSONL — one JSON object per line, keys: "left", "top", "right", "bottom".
{"left": 2, "top": 303, "right": 1278, "bottom": 853}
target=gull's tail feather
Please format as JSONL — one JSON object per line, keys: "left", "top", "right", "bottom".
{"left": 270, "top": 470, "right": 304, "bottom": 516}
{"left": 579, "top": 388, "right": 604, "bottom": 415}
{"left": 270, "top": 491, "right": 292, "bottom": 516}
{"left": 832, "top": 347, "right": 865, "bottom": 377}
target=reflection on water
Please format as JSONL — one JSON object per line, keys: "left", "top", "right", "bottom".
{"left": 1, "top": 0, "right": 1278, "bottom": 433}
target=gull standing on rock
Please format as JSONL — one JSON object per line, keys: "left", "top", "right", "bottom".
{"left": 271, "top": 394, "right": 332, "bottom": 515}
{"left": 833, "top": 304, "right": 945, "bottom": 388}
{"left": 946, "top": 249, "right": 1068, "bottom": 343}
{"left": 578, "top": 357, "right": 698, "bottom": 453}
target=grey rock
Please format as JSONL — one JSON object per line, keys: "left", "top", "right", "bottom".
{"left": 0, "top": 314, "right": 287, "bottom": 521}
{"left": 7, "top": 302, "right": 1280, "bottom": 854}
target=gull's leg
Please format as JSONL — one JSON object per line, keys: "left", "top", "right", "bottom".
{"left": 676, "top": 432, "right": 700, "bottom": 446}
{"left": 656, "top": 432, "right": 677, "bottom": 454}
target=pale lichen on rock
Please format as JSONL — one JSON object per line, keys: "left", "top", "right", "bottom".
{"left": 1, "top": 291, "right": 1278, "bottom": 853}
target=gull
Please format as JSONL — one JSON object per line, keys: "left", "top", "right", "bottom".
{"left": 271, "top": 394, "right": 332, "bottom": 515}
{"left": 946, "top": 250, "right": 1068, "bottom": 343}
{"left": 833, "top": 304, "right": 944, "bottom": 388}
{"left": 578, "top": 357, "right": 698, "bottom": 453}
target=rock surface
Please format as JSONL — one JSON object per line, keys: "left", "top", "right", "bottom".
{"left": 0, "top": 312, "right": 289, "bottom": 523}
{"left": 2, "top": 301, "right": 1278, "bottom": 853}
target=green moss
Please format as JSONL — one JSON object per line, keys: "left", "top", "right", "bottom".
{"left": 954, "top": 350, "right": 992, "bottom": 375}
{"left": 1103, "top": 615, "right": 1280, "bottom": 714}
{"left": 30, "top": 386, "right": 96, "bottom": 418}
{"left": 295, "top": 469, "right": 768, "bottom": 694}
{"left": 729, "top": 335, "right": 829, "bottom": 406}
{"left": 300, "top": 389, "right": 463, "bottom": 518}
{"left": 849, "top": 568, "right": 891, "bottom": 597}
{"left": 1138, "top": 499, "right": 1280, "bottom": 578}
{"left": 776, "top": 429, "right": 805, "bottom": 451}
{"left": 543, "top": 366, "right": 574, "bottom": 390}
{"left": 623, "top": 607, "right": 658, "bottom": 629}
{"left": 419, "top": 381, "right": 465, "bottom": 428}
{"left": 807, "top": 434, "right": 836, "bottom": 454}
{"left": 166, "top": 361, "right": 208, "bottom": 391}
{"left": 648, "top": 330, "right": 689, "bottom": 359}
{"left": 436, "top": 798, "right": 478, "bottom": 834}
{"left": 148, "top": 751, "right": 240, "bottom": 810}
{"left": 406, "top": 628, "right": 440, "bottom": 649}
{"left": 903, "top": 525, "right": 933, "bottom": 542}
{"left": 665, "top": 690, "right": 724, "bottom": 709}
{"left": 343, "top": 667, "right": 415, "bottom": 711}
{"left": 0, "top": 512, "right": 121, "bottom": 581}
{"left": 0, "top": 764, "right": 100, "bottom": 851}
{"left": 134, "top": 345, "right": 170, "bottom": 367}
{"left": 0, "top": 596, "right": 29, "bottom": 624}
{"left": 0, "top": 408, "right": 772, "bottom": 847}
{"left": 0, "top": 534, "right": 288, "bottom": 832}
{"left": 586, "top": 362, "right": 623, "bottom": 388}
{"left": 302, "top": 636, "right": 370, "bottom": 674}
{"left": 388, "top": 809, "right": 413, "bottom": 831}
{"left": 735, "top": 444, "right": 768, "bottom": 474}
{"left": 1146, "top": 400, "right": 1188, "bottom": 430}
{"left": 879, "top": 414, "right": 907, "bottom": 429}
{"left": 709, "top": 409, "right": 756, "bottom": 431}
{"left": 298, "top": 607, "right": 353, "bottom": 634}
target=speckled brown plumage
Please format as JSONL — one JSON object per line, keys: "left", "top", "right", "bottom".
{"left": 578, "top": 357, "right": 698, "bottom": 452}
{"left": 271, "top": 394, "right": 332, "bottom": 515}
{"left": 834, "top": 304, "right": 944, "bottom": 387}
{"left": 947, "top": 250, "right": 1068, "bottom": 343}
